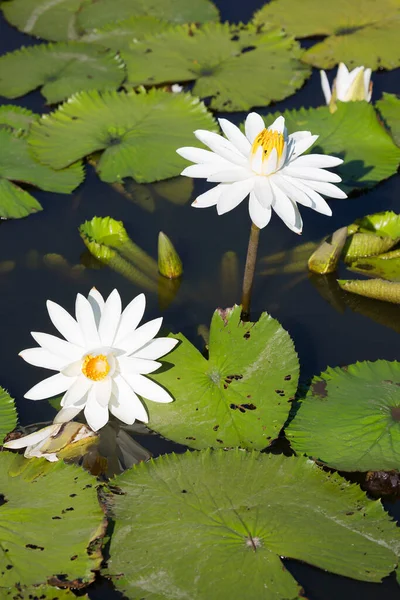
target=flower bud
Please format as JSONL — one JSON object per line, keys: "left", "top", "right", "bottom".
{"left": 158, "top": 232, "right": 183, "bottom": 279}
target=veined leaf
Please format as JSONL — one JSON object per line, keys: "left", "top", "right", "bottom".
{"left": 376, "top": 93, "right": 400, "bottom": 148}
{"left": 80, "top": 16, "right": 174, "bottom": 50}
{"left": 0, "top": 105, "right": 38, "bottom": 133}
{"left": 3, "top": 585, "right": 87, "bottom": 599}
{"left": 0, "top": 387, "right": 17, "bottom": 444}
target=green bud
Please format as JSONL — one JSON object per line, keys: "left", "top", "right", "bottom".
{"left": 158, "top": 232, "right": 183, "bottom": 279}
{"left": 308, "top": 227, "right": 348, "bottom": 274}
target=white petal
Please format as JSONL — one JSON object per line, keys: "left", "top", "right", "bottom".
{"left": 254, "top": 176, "right": 273, "bottom": 208}
{"left": 46, "top": 300, "right": 84, "bottom": 346}
{"left": 123, "top": 373, "right": 174, "bottom": 404}
{"left": 181, "top": 161, "right": 231, "bottom": 178}
{"left": 54, "top": 405, "right": 83, "bottom": 423}
{"left": 192, "top": 184, "right": 225, "bottom": 208}
{"left": 364, "top": 68, "right": 372, "bottom": 100}
{"left": 218, "top": 118, "right": 251, "bottom": 157}
{"left": 270, "top": 181, "right": 303, "bottom": 234}
{"left": 115, "top": 293, "right": 146, "bottom": 345}
{"left": 30, "top": 332, "right": 83, "bottom": 362}
{"left": 111, "top": 376, "right": 148, "bottom": 424}
{"left": 320, "top": 70, "right": 332, "bottom": 104}
{"left": 176, "top": 146, "right": 219, "bottom": 163}
{"left": 118, "top": 317, "right": 163, "bottom": 355}
{"left": 250, "top": 145, "right": 263, "bottom": 175}
{"left": 134, "top": 337, "right": 179, "bottom": 360}
{"left": 95, "top": 378, "right": 112, "bottom": 407}
{"left": 118, "top": 356, "right": 161, "bottom": 375}
{"left": 98, "top": 289, "right": 121, "bottom": 346}
{"left": 217, "top": 178, "right": 255, "bottom": 215}
{"left": 194, "top": 130, "right": 247, "bottom": 166}
{"left": 245, "top": 112, "right": 265, "bottom": 143}
{"left": 297, "top": 179, "right": 347, "bottom": 199}
{"left": 84, "top": 387, "right": 109, "bottom": 431}
{"left": 283, "top": 166, "right": 341, "bottom": 183}
{"left": 75, "top": 294, "right": 101, "bottom": 347}
{"left": 61, "top": 375, "right": 92, "bottom": 407}
{"left": 3, "top": 424, "right": 61, "bottom": 449}
{"left": 290, "top": 134, "right": 319, "bottom": 159}
{"left": 87, "top": 288, "right": 105, "bottom": 328}
{"left": 290, "top": 154, "right": 343, "bottom": 169}
{"left": 268, "top": 115, "right": 285, "bottom": 135}
{"left": 249, "top": 192, "right": 272, "bottom": 229}
{"left": 262, "top": 148, "right": 278, "bottom": 176}
{"left": 19, "top": 348, "right": 68, "bottom": 371}
{"left": 25, "top": 373, "right": 73, "bottom": 400}
{"left": 61, "top": 360, "right": 82, "bottom": 377}
{"left": 335, "top": 63, "right": 350, "bottom": 100}
{"left": 207, "top": 167, "right": 253, "bottom": 183}
{"left": 276, "top": 174, "right": 332, "bottom": 216}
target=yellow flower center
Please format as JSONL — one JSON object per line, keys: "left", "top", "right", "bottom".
{"left": 251, "top": 128, "right": 285, "bottom": 162}
{"left": 81, "top": 354, "right": 110, "bottom": 381}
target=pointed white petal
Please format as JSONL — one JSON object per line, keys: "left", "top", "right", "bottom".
{"left": 95, "top": 378, "right": 112, "bottom": 407}
{"left": 111, "top": 376, "right": 148, "bottom": 424}
{"left": 61, "top": 360, "right": 82, "bottom": 377}
{"left": 320, "top": 70, "right": 332, "bottom": 104}
{"left": 118, "top": 356, "right": 161, "bottom": 375}
{"left": 297, "top": 179, "right": 347, "bottom": 199}
{"left": 249, "top": 192, "right": 272, "bottom": 229}
{"left": 290, "top": 134, "right": 319, "bottom": 159}
{"left": 268, "top": 115, "right": 285, "bottom": 135}
{"left": 335, "top": 62, "right": 350, "bottom": 100}
{"left": 192, "top": 184, "right": 225, "bottom": 208}
{"left": 176, "top": 146, "right": 218, "bottom": 163}
{"left": 364, "top": 68, "right": 372, "bottom": 100}
{"left": 30, "top": 332, "right": 83, "bottom": 362}
{"left": 84, "top": 387, "right": 109, "bottom": 431}
{"left": 262, "top": 148, "right": 278, "bottom": 175}
{"left": 19, "top": 348, "right": 68, "bottom": 371}
{"left": 290, "top": 154, "right": 343, "bottom": 169}
{"left": 53, "top": 405, "right": 83, "bottom": 423}
{"left": 61, "top": 375, "right": 92, "bottom": 407}
{"left": 250, "top": 145, "right": 263, "bottom": 174}
{"left": 3, "top": 425, "right": 60, "bottom": 449}
{"left": 276, "top": 174, "right": 332, "bottom": 216}
{"left": 133, "top": 337, "right": 179, "bottom": 360}
{"left": 270, "top": 181, "right": 303, "bottom": 234}
{"left": 98, "top": 289, "right": 121, "bottom": 346}
{"left": 254, "top": 176, "right": 273, "bottom": 208}
{"left": 244, "top": 112, "right": 265, "bottom": 143}
{"left": 88, "top": 288, "right": 105, "bottom": 328}
{"left": 218, "top": 118, "right": 251, "bottom": 157}
{"left": 24, "top": 373, "right": 72, "bottom": 400}
{"left": 283, "top": 166, "right": 341, "bottom": 183}
{"left": 46, "top": 300, "right": 84, "bottom": 346}
{"left": 207, "top": 167, "right": 253, "bottom": 183}
{"left": 75, "top": 294, "right": 101, "bottom": 347}
{"left": 115, "top": 293, "right": 146, "bottom": 345}
{"left": 118, "top": 317, "right": 163, "bottom": 355}
{"left": 194, "top": 130, "right": 247, "bottom": 166}
{"left": 217, "top": 178, "right": 255, "bottom": 215}
{"left": 181, "top": 161, "right": 231, "bottom": 178}
{"left": 123, "top": 373, "right": 174, "bottom": 404}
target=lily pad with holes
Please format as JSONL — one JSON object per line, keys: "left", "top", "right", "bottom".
{"left": 3, "top": 585, "right": 87, "bottom": 599}
{"left": 107, "top": 449, "right": 400, "bottom": 600}
{"left": 0, "top": 452, "right": 105, "bottom": 590}
{"left": 288, "top": 360, "right": 400, "bottom": 472}
{"left": 0, "top": 388, "right": 17, "bottom": 444}
{"left": 80, "top": 16, "right": 174, "bottom": 50}
{"left": 377, "top": 93, "right": 400, "bottom": 148}
{"left": 147, "top": 305, "right": 299, "bottom": 450}
{"left": 253, "top": 0, "right": 400, "bottom": 69}
{"left": 121, "top": 22, "right": 311, "bottom": 111}
{"left": 265, "top": 102, "right": 400, "bottom": 193}
{"left": 0, "top": 43, "right": 125, "bottom": 104}
{"left": 28, "top": 88, "right": 217, "bottom": 183}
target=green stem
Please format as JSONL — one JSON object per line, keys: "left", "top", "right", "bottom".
{"left": 241, "top": 223, "right": 260, "bottom": 321}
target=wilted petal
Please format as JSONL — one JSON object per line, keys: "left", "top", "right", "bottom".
{"left": 3, "top": 424, "right": 61, "bottom": 449}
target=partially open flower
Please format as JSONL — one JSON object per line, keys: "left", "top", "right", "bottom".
{"left": 320, "top": 63, "right": 372, "bottom": 112}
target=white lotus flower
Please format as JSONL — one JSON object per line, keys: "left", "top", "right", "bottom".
{"left": 320, "top": 63, "right": 372, "bottom": 110}
{"left": 20, "top": 289, "right": 178, "bottom": 431}
{"left": 176, "top": 113, "right": 346, "bottom": 233}
{"left": 3, "top": 422, "right": 96, "bottom": 462}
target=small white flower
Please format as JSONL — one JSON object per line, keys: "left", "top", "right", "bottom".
{"left": 3, "top": 422, "right": 96, "bottom": 462}
{"left": 320, "top": 63, "right": 372, "bottom": 110}
{"left": 177, "top": 113, "right": 346, "bottom": 232}
{"left": 171, "top": 84, "right": 183, "bottom": 93}
{"left": 20, "top": 289, "right": 178, "bottom": 431}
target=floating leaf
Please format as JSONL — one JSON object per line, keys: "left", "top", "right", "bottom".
{"left": 107, "top": 449, "right": 400, "bottom": 600}
{"left": 3, "top": 585, "right": 86, "bottom": 599}
{"left": 0, "top": 105, "right": 38, "bottom": 133}
{"left": 0, "top": 452, "right": 105, "bottom": 590}
{"left": 376, "top": 93, "right": 400, "bottom": 148}
{"left": 266, "top": 103, "right": 400, "bottom": 192}
{"left": 148, "top": 305, "right": 299, "bottom": 450}
{"left": 0, "top": 388, "right": 17, "bottom": 444}
{"left": 288, "top": 361, "right": 400, "bottom": 472}
{"left": 348, "top": 210, "right": 400, "bottom": 239}
{"left": 338, "top": 278, "right": 400, "bottom": 303}
{"left": 253, "top": 0, "right": 400, "bottom": 69}
{"left": 0, "top": 43, "right": 125, "bottom": 103}
{"left": 121, "top": 22, "right": 310, "bottom": 111}
{"left": 80, "top": 16, "right": 173, "bottom": 50}
{"left": 349, "top": 255, "right": 400, "bottom": 281}
{"left": 28, "top": 88, "right": 217, "bottom": 183}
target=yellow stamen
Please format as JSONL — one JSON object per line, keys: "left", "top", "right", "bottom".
{"left": 251, "top": 128, "right": 284, "bottom": 161}
{"left": 81, "top": 354, "right": 110, "bottom": 381}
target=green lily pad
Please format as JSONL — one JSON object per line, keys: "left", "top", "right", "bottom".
{"left": 0, "top": 105, "right": 38, "bottom": 133}
{"left": 107, "top": 449, "right": 400, "bottom": 600}
{"left": 376, "top": 93, "right": 400, "bottom": 148}
{"left": 121, "top": 22, "right": 310, "bottom": 111}
{"left": 267, "top": 102, "right": 400, "bottom": 193}
{"left": 253, "top": 0, "right": 400, "bottom": 69}
{"left": 349, "top": 255, "right": 400, "bottom": 281}
{"left": 0, "top": 452, "right": 105, "bottom": 590}
{"left": 0, "top": 43, "right": 125, "bottom": 104}
{"left": 148, "top": 305, "right": 299, "bottom": 450}
{"left": 28, "top": 88, "right": 217, "bottom": 183}
{"left": 288, "top": 360, "right": 400, "bottom": 472}
{"left": 3, "top": 585, "right": 87, "bottom": 599}
{"left": 0, "top": 388, "right": 17, "bottom": 444}
{"left": 80, "top": 16, "right": 174, "bottom": 50}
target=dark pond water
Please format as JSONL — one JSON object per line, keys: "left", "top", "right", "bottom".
{"left": 1, "top": 0, "right": 400, "bottom": 598}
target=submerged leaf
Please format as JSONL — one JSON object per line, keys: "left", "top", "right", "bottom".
{"left": 288, "top": 361, "right": 400, "bottom": 472}
{"left": 0, "top": 388, "right": 17, "bottom": 444}
{"left": 108, "top": 450, "right": 400, "bottom": 600}
{"left": 121, "top": 22, "right": 311, "bottom": 111}
{"left": 0, "top": 43, "right": 125, "bottom": 103}
{"left": 29, "top": 88, "right": 217, "bottom": 183}
{"left": 148, "top": 305, "right": 299, "bottom": 450}
{"left": 253, "top": 0, "right": 400, "bottom": 69}
{"left": 376, "top": 93, "right": 400, "bottom": 148}
{"left": 338, "top": 278, "right": 400, "bottom": 303}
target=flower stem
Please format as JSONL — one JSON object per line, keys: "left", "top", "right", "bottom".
{"left": 241, "top": 223, "right": 260, "bottom": 321}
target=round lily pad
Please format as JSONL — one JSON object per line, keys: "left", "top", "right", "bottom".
{"left": 28, "top": 88, "right": 217, "bottom": 183}
{"left": 148, "top": 305, "right": 299, "bottom": 450}
{"left": 0, "top": 43, "right": 125, "bottom": 104}
{"left": 377, "top": 93, "right": 400, "bottom": 148}
{"left": 287, "top": 360, "right": 400, "bottom": 472}
{"left": 107, "top": 449, "right": 400, "bottom": 600}
{"left": 3, "top": 585, "right": 87, "bottom": 599}
{"left": 0, "top": 105, "right": 38, "bottom": 134}
{"left": 0, "top": 388, "right": 17, "bottom": 444}
{"left": 253, "top": 0, "right": 400, "bottom": 69}
{"left": 0, "top": 452, "right": 105, "bottom": 590}
{"left": 121, "top": 22, "right": 311, "bottom": 111}
{"left": 80, "top": 16, "right": 174, "bottom": 50}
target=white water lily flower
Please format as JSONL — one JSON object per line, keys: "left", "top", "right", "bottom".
{"left": 3, "top": 422, "right": 96, "bottom": 462}
{"left": 320, "top": 63, "right": 372, "bottom": 109}
{"left": 20, "top": 289, "right": 178, "bottom": 431}
{"left": 171, "top": 83, "right": 183, "bottom": 93}
{"left": 176, "top": 113, "right": 346, "bottom": 233}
